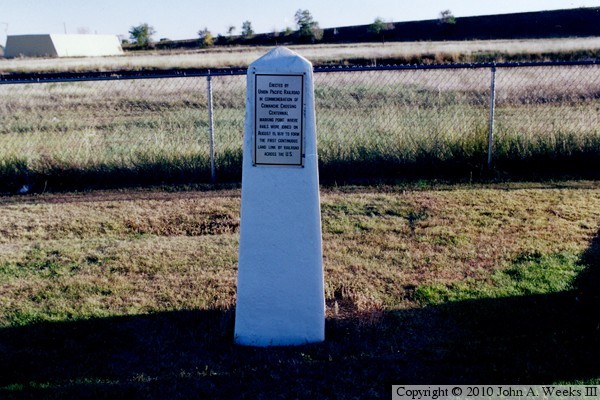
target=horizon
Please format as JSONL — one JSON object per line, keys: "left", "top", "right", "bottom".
{"left": 1, "top": 0, "right": 599, "bottom": 47}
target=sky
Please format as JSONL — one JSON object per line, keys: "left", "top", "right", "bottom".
{"left": 1, "top": 0, "right": 599, "bottom": 46}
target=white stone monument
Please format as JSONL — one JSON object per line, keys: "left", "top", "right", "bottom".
{"left": 234, "top": 47, "right": 325, "bottom": 346}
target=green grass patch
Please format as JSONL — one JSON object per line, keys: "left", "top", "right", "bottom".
{"left": 415, "top": 252, "right": 584, "bottom": 305}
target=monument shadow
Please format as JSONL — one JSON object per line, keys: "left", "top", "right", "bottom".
{"left": 1, "top": 230, "right": 598, "bottom": 399}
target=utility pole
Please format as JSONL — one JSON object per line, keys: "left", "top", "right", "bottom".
{"left": 0, "top": 22, "right": 8, "bottom": 47}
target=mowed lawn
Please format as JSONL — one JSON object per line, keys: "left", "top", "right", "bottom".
{"left": 0, "top": 182, "right": 599, "bottom": 398}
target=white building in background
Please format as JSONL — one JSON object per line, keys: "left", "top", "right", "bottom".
{"left": 4, "top": 34, "right": 123, "bottom": 58}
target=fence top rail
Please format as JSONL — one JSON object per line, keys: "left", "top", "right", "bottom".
{"left": 1, "top": 59, "right": 599, "bottom": 84}
{"left": 0, "top": 67, "right": 248, "bottom": 85}
{"left": 314, "top": 59, "right": 600, "bottom": 72}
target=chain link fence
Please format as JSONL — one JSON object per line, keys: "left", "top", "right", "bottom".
{"left": 0, "top": 61, "right": 598, "bottom": 191}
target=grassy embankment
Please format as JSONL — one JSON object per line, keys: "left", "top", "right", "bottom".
{"left": 0, "top": 182, "right": 598, "bottom": 397}
{"left": 1, "top": 58, "right": 599, "bottom": 191}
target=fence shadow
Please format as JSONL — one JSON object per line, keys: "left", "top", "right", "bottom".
{"left": 1, "top": 231, "right": 598, "bottom": 399}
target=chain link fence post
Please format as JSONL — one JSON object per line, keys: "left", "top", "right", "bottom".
{"left": 207, "top": 72, "right": 216, "bottom": 184}
{"left": 487, "top": 64, "right": 497, "bottom": 170}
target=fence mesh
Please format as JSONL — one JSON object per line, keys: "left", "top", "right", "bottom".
{"left": 0, "top": 77, "right": 210, "bottom": 175}
{"left": 494, "top": 65, "right": 600, "bottom": 157}
{"left": 0, "top": 62, "right": 598, "bottom": 190}
{"left": 314, "top": 67, "right": 491, "bottom": 169}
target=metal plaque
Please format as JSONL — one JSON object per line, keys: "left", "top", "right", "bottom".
{"left": 254, "top": 74, "right": 304, "bottom": 166}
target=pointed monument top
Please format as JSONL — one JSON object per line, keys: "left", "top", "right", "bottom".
{"left": 250, "top": 46, "right": 312, "bottom": 73}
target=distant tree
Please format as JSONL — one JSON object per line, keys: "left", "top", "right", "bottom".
{"left": 283, "top": 26, "right": 294, "bottom": 36}
{"left": 368, "top": 17, "right": 386, "bottom": 35}
{"left": 129, "top": 23, "right": 156, "bottom": 47}
{"left": 241, "top": 20, "right": 254, "bottom": 38}
{"left": 227, "top": 25, "right": 236, "bottom": 36}
{"left": 203, "top": 33, "right": 214, "bottom": 47}
{"left": 368, "top": 17, "right": 394, "bottom": 43}
{"left": 198, "top": 27, "right": 214, "bottom": 47}
{"left": 294, "top": 9, "right": 323, "bottom": 43}
{"left": 216, "top": 34, "right": 226, "bottom": 45}
{"left": 438, "top": 10, "right": 456, "bottom": 25}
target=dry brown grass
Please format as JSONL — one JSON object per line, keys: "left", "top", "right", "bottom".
{"left": 0, "top": 182, "right": 599, "bottom": 396}
{"left": 321, "top": 182, "right": 600, "bottom": 308}
{"left": 1, "top": 181, "right": 598, "bottom": 327}
{"left": 1, "top": 37, "right": 599, "bottom": 73}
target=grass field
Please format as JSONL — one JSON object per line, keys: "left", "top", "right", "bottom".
{"left": 0, "top": 182, "right": 599, "bottom": 398}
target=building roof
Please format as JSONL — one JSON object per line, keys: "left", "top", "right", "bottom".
{"left": 4, "top": 34, "right": 123, "bottom": 58}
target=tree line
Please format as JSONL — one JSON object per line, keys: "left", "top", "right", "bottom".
{"left": 127, "top": 9, "right": 326, "bottom": 49}
{"left": 127, "top": 9, "right": 457, "bottom": 49}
